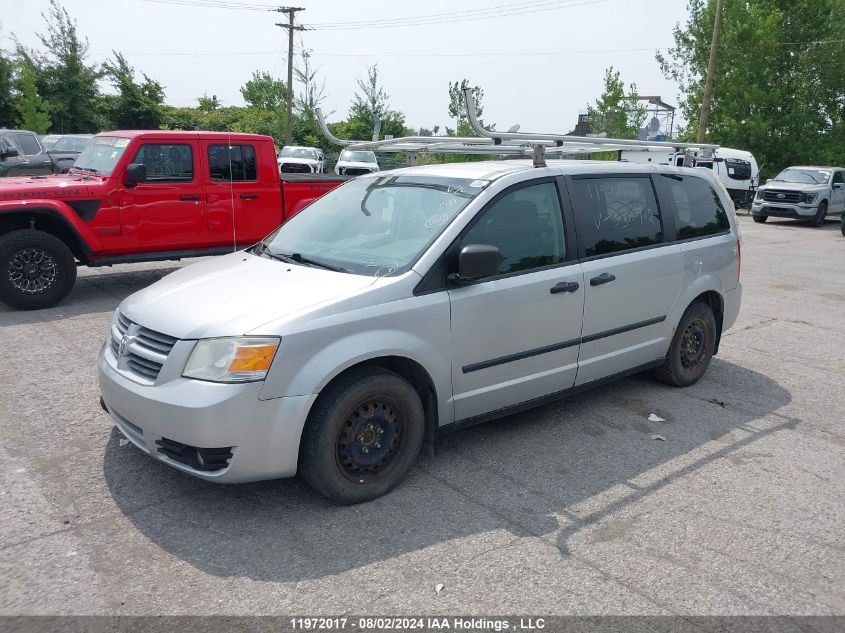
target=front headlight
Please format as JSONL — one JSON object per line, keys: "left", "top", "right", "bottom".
{"left": 802, "top": 192, "right": 817, "bottom": 204}
{"left": 183, "top": 337, "right": 280, "bottom": 383}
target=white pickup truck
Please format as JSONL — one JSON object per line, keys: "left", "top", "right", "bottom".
{"left": 751, "top": 166, "right": 845, "bottom": 228}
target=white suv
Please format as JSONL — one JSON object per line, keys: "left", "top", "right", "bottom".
{"left": 752, "top": 166, "right": 845, "bottom": 226}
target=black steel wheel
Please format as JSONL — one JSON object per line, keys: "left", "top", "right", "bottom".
{"left": 752, "top": 214, "right": 767, "bottom": 223}
{"left": 0, "top": 229, "right": 76, "bottom": 310}
{"left": 656, "top": 301, "right": 717, "bottom": 387}
{"left": 299, "top": 367, "right": 424, "bottom": 504}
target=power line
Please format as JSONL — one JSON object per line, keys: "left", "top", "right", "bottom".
{"left": 139, "top": 0, "right": 277, "bottom": 10}
{"left": 87, "top": 38, "right": 844, "bottom": 59}
{"left": 307, "top": 0, "right": 592, "bottom": 27}
{"left": 308, "top": 0, "right": 612, "bottom": 30}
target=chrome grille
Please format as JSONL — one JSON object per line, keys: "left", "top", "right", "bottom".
{"left": 762, "top": 189, "right": 801, "bottom": 203}
{"left": 111, "top": 313, "right": 178, "bottom": 382}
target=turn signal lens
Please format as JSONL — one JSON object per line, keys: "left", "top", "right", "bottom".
{"left": 228, "top": 344, "right": 277, "bottom": 373}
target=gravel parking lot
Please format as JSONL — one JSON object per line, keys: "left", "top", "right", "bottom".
{"left": 1, "top": 215, "right": 843, "bottom": 616}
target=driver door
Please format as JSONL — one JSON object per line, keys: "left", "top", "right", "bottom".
{"left": 448, "top": 178, "right": 584, "bottom": 422}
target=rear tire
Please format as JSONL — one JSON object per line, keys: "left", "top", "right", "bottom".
{"left": 656, "top": 301, "right": 717, "bottom": 387}
{"left": 752, "top": 214, "right": 767, "bottom": 223}
{"left": 0, "top": 229, "right": 77, "bottom": 310}
{"left": 841, "top": 212, "right": 845, "bottom": 237}
{"left": 298, "top": 367, "right": 424, "bottom": 504}
{"left": 811, "top": 201, "right": 828, "bottom": 227}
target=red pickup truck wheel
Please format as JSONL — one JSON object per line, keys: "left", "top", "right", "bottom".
{"left": 0, "top": 229, "right": 77, "bottom": 310}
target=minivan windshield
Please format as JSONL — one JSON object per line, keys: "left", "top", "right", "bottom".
{"left": 339, "top": 150, "right": 377, "bottom": 163}
{"left": 280, "top": 147, "right": 317, "bottom": 160}
{"left": 70, "top": 136, "right": 130, "bottom": 176}
{"left": 772, "top": 168, "right": 831, "bottom": 184}
{"left": 259, "top": 174, "right": 489, "bottom": 276}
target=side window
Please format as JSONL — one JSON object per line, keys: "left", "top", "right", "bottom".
{"left": 833, "top": 171, "right": 844, "bottom": 185}
{"left": 571, "top": 177, "right": 662, "bottom": 258}
{"left": 661, "top": 174, "right": 730, "bottom": 239}
{"left": 724, "top": 158, "right": 751, "bottom": 181}
{"left": 461, "top": 181, "right": 566, "bottom": 275}
{"left": 14, "top": 132, "right": 42, "bottom": 156}
{"left": 132, "top": 143, "right": 193, "bottom": 182}
{"left": 208, "top": 144, "right": 257, "bottom": 181}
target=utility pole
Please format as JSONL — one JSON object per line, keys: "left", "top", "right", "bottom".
{"left": 697, "top": 0, "right": 724, "bottom": 143}
{"left": 275, "top": 7, "right": 305, "bottom": 146}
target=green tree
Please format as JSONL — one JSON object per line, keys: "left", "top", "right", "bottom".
{"left": 197, "top": 93, "right": 221, "bottom": 112}
{"left": 102, "top": 52, "right": 164, "bottom": 129}
{"left": 15, "top": 63, "right": 51, "bottom": 133}
{"left": 346, "top": 64, "right": 408, "bottom": 140}
{"left": 240, "top": 71, "right": 286, "bottom": 111}
{"left": 20, "top": 0, "right": 103, "bottom": 132}
{"left": 657, "top": 0, "right": 845, "bottom": 175}
{"left": 586, "top": 67, "right": 647, "bottom": 139}
{"left": 294, "top": 48, "right": 325, "bottom": 122}
{"left": 0, "top": 42, "right": 17, "bottom": 127}
{"left": 448, "top": 79, "right": 486, "bottom": 136}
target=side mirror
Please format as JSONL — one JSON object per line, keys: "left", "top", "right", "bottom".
{"left": 451, "top": 244, "right": 501, "bottom": 283}
{"left": 125, "top": 163, "right": 147, "bottom": 186}
{"left": 0, "top": 148, "right": 20, "bottom": 159}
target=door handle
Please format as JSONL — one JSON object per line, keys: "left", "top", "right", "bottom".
{"left": 180, "top": 195, "right": 200, "bottom": 201}
{"left": 240, "top": 193, "right": 258, "bottom": 200}
{"left": 550, "top": 281, "right": 580, "bottom": 294}
{"left": 590, "top": 272, "right": 616, "bottom": 286}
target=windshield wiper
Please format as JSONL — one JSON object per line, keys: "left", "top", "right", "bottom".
{"left": 284, "top": 252, "right": 348, "bottom": 272}
{"left": 254, "top": 243, "right": 347, "bottom": 272}
{"left": 798, "top": 171, "right": 819, "bottom": 184}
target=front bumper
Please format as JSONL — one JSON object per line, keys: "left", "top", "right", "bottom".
{"left": 751, "top": 201, "right": 818, "bottom": 218}
{"left": 98, "top": 344, "right": 317, "bottom": 483}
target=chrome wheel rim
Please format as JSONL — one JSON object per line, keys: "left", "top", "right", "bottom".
{"left": 8, "top": 248, "right": 57, "bottom": 295}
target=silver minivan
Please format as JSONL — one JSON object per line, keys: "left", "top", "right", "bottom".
{"left": 98, "top": 160, "right": 742, "bottom": 503}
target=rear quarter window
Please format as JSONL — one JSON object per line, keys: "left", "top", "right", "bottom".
{"left": 660, "top": 174, "right": 730, "bottom": 239}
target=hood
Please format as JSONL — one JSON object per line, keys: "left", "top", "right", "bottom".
{"left": 759, "top": 181, "right": 828, "bottom": 192}
{"left": 120, "top": 251, "right": 378, "bottom": 339}
{"left": 278, "top": 157, "right": 318, "bottom": 166}
{"left": 0, "top": 174, "right": 99, "bottom": 201}
{"left": 337, "top": 161, "right": 378, "bottom": 170}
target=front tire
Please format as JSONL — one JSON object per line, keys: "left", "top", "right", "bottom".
{"left": 299, "top": 368, "right": 425, "bottom": 504}
{"left": 752, "top": 214, "right": 767, "bottom": 223}
{"left": 656, "top": 301, "right": 717, "bottom": 387}
{"left": 811, "top": 201, "right": 828, "bottom": 227}
{"left": 0, "top": 229, "right": 77, "bottom": 310}
{"left": 840, "top": 212, "right": 845, "bottom": 237}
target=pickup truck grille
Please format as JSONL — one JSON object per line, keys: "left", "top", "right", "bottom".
{"left": 280, "top": 163, "right": 312, "bottom": 174}
{"left": 762, "top": 189, "right": 801, "bottom": 203}
{"left": 342, "top": 167, "right": 373, "bottom": 176}
{"left": 110, "top": 312, "right": 178, "bottom": 383}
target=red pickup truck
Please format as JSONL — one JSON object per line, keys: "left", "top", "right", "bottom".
{"left": 0, "top": 130, "right": 347, "bottom": 310}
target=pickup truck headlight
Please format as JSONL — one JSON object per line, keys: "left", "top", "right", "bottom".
{"left": 802, "top": 192, "right": 817, "bottom": 204}
{"left": 755, "top": 189, "right": 763, "bottom": 200}
{"left": 183, "top": 337, "right": 280, "bottom": 383}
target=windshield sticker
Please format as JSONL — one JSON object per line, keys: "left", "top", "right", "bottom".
{"left": 114, "top": 138, "right": 130, "bottom": 148}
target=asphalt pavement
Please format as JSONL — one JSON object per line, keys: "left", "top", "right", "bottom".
{"left": 1, "top": 215, "right": 843, "bottom": 616}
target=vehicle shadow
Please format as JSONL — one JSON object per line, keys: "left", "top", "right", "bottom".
{"left": 761, "top": 218, "right": 842, "bottom": 231}
{"left": 0, "top": 265, "right": 181, "bottom": 328}
{"left": 103, "top": 357, "right": 795, "bottom": 582}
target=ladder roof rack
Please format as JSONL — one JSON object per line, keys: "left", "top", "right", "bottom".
{"left": 315, "top": 88, "right": 719, "bottom": 167}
